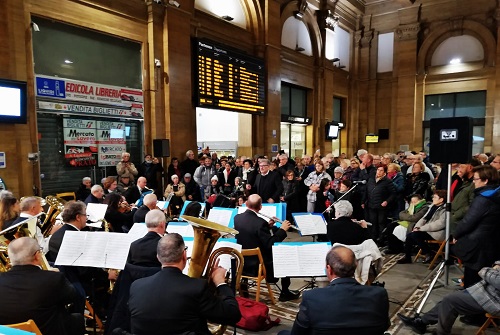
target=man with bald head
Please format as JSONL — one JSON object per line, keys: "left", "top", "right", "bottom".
{"left": 133, "top": 193, "right": 158, "bottom": 223}
{"left": 284, "top": 246, "right": 389, "bottom": 335}
{"left": 0, "top": 237, "right": 84, "bottom": 335}
{"left": 126, "top": 176, "right": 149, "bottom": 204}
{"left": 234, "top": 194, "right": 299, "bottom": 301}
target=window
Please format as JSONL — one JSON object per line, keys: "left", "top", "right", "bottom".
{"left": 281, "top": 83, "right": 307, "bottom": 117}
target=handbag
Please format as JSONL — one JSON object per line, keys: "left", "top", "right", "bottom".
{"left": 235, "top": 297, "right": 280, "bottom": 331}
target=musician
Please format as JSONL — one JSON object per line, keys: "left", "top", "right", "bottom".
{"left": 104, "top": 193, "right": 136, "bottom": 232}
{"left": 327, "top": 200, "right": 371, "bottom": 245}
{"left": 116, "top": 152, "right": 138, "bottom": 182}
{"left": 283, "top": 246, "right": 389, "bottom": 335}
{"left": 128, "top": 233, "right": 241, "bottom": 335}
{"left": 84, "top": 185, "right": 104, "bottom": 205}
{"left": 0, "top": 192, "right": 19, "bottom": 231}
{"left": 126, "top": 176, "right": 149, "bottom": 204}
{"left": 9, "top": 196, "right": 60, "bottom": 253}
{"left": 103, "top": 176, "right": 118, "bottom": 195}
{"left": 128, "top": 209, "right": 166, "bottom": 267}
{"left": 133, "top": 193, "right": 157, "bottom": 224}
{"left": 0, "top": 237, "right": 85, "bottom": 335}
{"left": 234, "top": 194, "right": 300, "bottom": 302}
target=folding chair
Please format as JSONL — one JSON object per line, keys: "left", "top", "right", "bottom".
{"left": 414, "top": 240, "right": 447, "bottom": 270}
{"left": 85, "top": 299, "right": 104, "bottom": 333}
{"left": 5, "top": 319, "right": 42, "bottom": 335}
{"left": 240, "top": 247, "right": 276, "bottom": 304}
{"left": 476, "top": 313, "right": 500, "bottom": 334}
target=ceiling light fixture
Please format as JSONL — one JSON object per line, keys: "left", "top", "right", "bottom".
{"left": 449, "top": 58, "right": 461, "bottom": 65}
{"left": 64, "top": 60, "right": 73, "bottom": 64}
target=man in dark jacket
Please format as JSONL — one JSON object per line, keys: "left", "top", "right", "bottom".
{"left": 128, "top": 209, "right": 166, "bottom": 267}
{"left": 183, "top": 173, "right": 201, "bottom": 201}
{"left": 0, "top": 237, "right": 84, "bottom": 335}
{"left": 133, "top": 193, "right": 157, "bottom": 224}
{"left": 247, "top": 158, "right": 284, "bottom": 203}
{"left": 75, "top": 177, "right": 92, "bottom": 201}
{"left": 179, "top": 150, "right": 200, "bottom": 178}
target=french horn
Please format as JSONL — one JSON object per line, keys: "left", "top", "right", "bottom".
{"left": 180, "top": 215, "right": 243, "bottom": 335}
{"left": 41, "top": 196, "right": 66, "bottom": 237}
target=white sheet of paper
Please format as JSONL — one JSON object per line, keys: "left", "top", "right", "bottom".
{"left": 294, "top": 214, "right": 327, "bottom": 235}
{"left": 86, "top": 221, "right": 103, "bottom": 229}
{"left": 207, "top": 208, "right": 235, "bottom": 227}
{"left": 128, "top": 222, "right": 149, "bottom": 242}
{"left": 156, "top": 201, "right": 169, "bottom": 210}
{"left": 182, "top": 239, "right": 242, "bottom": 276}
{"left": 272, "top": 243, "right": 330, "bottom": 277}
{"left": 86, "top": 203, "right": 108, "bottom": 222}
{"left": 55, "top": 231, "right": 131, "bottom": 270}
{"left": 237, "top": 206, "right": 277, "bottom": 222}
{"left": 166, "top": 223, "right": 194, "bottom": 237}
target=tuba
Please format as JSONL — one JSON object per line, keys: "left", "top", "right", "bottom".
{"left": 0, "top": 243, "right": 10, "bottom": 272}
{"left": 41, "top": 196, "right": 66, "bottom": 237}
{"left": 180, "top": 215, "right": 244, "bottom": 335}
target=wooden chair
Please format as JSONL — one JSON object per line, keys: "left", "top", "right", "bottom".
{"left": 240, "top": 247, "right": 276, "bottom": 304}
{"left": 476, "top": 313, "right": 500, "bottom": 334}
{"left": 56, "top": 192, "right": 76, "bottom": 201}
{"left": 5, "top": 319, "right": 42, "bottom": 335}
{"left": 414, "top": 240, "right": 447, "bottom": 270}
{"left": 85, "top": 299, "right": 104, "bottom": 333}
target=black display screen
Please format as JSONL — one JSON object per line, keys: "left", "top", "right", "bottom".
{"left": 194, "top": 38, "right": 265, "bottom": 114}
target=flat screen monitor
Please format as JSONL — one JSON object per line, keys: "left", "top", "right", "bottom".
{"left": 0, "top": 79, "right": 27, "bottom": 124}
{"left": 110, "top": 128, "right": 125, "bottom": 139}
{"left": 365, "top": 134, "right": 379, "bottom": 143}
{"left": 325, "top": 123, "right": 339, "bottom": 140}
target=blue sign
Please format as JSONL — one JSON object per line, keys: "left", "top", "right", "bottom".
{"left": 36, "top": 76, "right": 66, "bottom": 98}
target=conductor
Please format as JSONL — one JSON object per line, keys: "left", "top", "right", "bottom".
{"left": 234, "top": 194, "right": 300, "bottom": 302}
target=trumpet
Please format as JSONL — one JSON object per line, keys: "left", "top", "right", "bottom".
{"left": 257, "top": 212, "right": 300, "bottom": 230}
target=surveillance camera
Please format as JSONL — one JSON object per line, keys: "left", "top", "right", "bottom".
{"left": 31, "top": 22, "right": 40, "bottom": 32}
{"left": 168, "top": 0, "right": 180, "bottom": 7}
{"left": 154, "top": 58, "right": 161, "bottom": 68}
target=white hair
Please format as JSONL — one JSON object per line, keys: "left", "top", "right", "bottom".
{"left": 8, "top": 237, "right": 39, "bottom": 266}
{"left": 357, "top": 149, "right": 367, "bottom": 158}
{"left": 334, "top": 200, "right": 353, "bottom": 218}
{"left": 145, "top": 209, "right": 166, "bottom": 228}
{"left": 143, "top": 193, "right": 158, "bottom": 207}
{"left": 186, "top": 150, "right": 193, "bottom": 157}
{"left": 82, "top": 177, "right": 91, "bottom": 183}
{"left": 91, "top": 185, "right": 103, "bottom": 194}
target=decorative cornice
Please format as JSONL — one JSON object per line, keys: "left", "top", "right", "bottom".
{"left": 361, "top": 29, "right": 374, "bottom": 47}
{"left": 396, "top": 22, "right": 420, "bottom": 40}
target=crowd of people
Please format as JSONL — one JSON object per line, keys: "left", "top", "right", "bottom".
{"left": 0, "top": 147, "right": 500, "bottom": 335}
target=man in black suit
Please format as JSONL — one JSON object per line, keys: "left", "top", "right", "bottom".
{"left": 84, "top": 184, "right": 104, "bottom": 205}
{"left": 128, "top": 233, "right": 241, "bottom": 335}
{"left": 133, "top": 193, "right": 157, "bottom": 223}
{"left": 246, "top": 158, "right": 283, "bottom": 203}
{"left": 0, "top": 237, "right": 84, "bottom": 335}
{"left": 282, "top": 246, "right": 389, "bottom": 335}
{"left": 126, "top": 176, "right": 149, "bottom": 204}
{"left": 234, "top": 194, "right": 299, "bottom": 302}
{"left": 128, "top": 209, "right": 166, "bottom": 267}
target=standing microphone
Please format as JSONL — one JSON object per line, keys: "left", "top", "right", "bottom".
{"left": 353, "top": 180, "right": 367, "bottom": 184}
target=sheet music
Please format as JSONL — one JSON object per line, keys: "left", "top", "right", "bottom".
{"left": 293, "top": 213, "right": 327, "bottom": 235}
{"left": 86, "top": 221, "right": 103, "bottom": 229}
{"left": 180, "top": 201, "right": 206, "bottom": 217}
{"left": 128, "top": 222, "right": 149, "bottom": 242}
{"left": 237, "top": 206, "right": 278, "bottom": 223}
{"left": 156, "top": 201, "right": 169, "bottom": 210}
{"left": 166, "top": 223, "right": 194, "bottom": 237}
{"left": 55, "top": 231, "right": 131, "bottom": 270}
{"left": 212, "top": 240, "right": 242, "bottom": 272}
{"left": 86, "top": 203, "right": 108, "bottom": 222}
{"left": 272, "top": 242, "right": 330, "bottom": 277}
{"left": 207, "top": 208, "right": 235, "bottom": 227}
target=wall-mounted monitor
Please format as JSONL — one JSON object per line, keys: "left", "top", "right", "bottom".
{"left": 325, "top": 122, "right": 339, "bottom": 140}
{"left": 0, "top": 79, "right": 27, "bottom": 124}
{"left": 365, "top": 134, "right": 379, "bottom": 143}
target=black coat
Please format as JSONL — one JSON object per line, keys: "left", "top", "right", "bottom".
{"left": 364, "top": 176, "right": 396, "bottom": 209}
{"left": 252, "top": 170, "right": 283, "bottom": 203}
{"left": 129, "top": 267, "right": 241, "bottom": 335}
{"left": 127, "top": 231, "right": 162, "bottom": 267}
{"left": 84, "top": 193, "right": 102, "bottom": 205}
{"left": 454, "top": 185, "right": 500, "bottom": 270}
{"left": 0, "top": 265, "right": 79, "bottom": 335}
{"left": 75, "top": 183, "right": 91, "bottom": 202}
{"left": 282, "top": 179, "right": 300, "bottom": 213}
{"left": 179, "top": 158, "right": 200, "bottom": 178}
{"left": 404, "top": 172, "right": 430, "bottom": 199}
{"left": 138, "top": 162, "right": 163, "bottom": 189}
{"left": 105, "top": 208, "right": 135, "bottom": 232}
{"left": 133, "top": 205, "right": 150, "bottom": 223}
{"left": 184, "top": 179, "right": 201, "bottom": 201}
{"left": 234, "top": 210, "right": 287, "bottom": 279}
{"left": 327, "top": 216, "right": 371, "bottom": 245}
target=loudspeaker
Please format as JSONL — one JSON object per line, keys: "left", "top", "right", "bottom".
{"left": 153, "top": 139, "right": 170, "bottom": 157}
{"left": 429, "top": 117, "right": 472, "bottom": 164}
{"left": 378, "top": 128, "right": 389, "bottom": 140}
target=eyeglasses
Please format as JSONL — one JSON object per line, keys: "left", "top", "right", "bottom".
{"left": 184, "top": 246, "right": 189, "bottom": 251}
{"left": 33, "top": 247, "right": 43, "bottom": 256}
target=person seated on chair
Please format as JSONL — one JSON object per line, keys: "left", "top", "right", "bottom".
{"left": 84, "top": 184, "right": 104, "bottom": 205}
{"left": 128, "top": 209, "right": 166, "bottom": 267}
{"left": 398, "top": 261, "right": 500, "bottom": 335}
{"left": 104, "top": 193, "right": 136, "bottom": 233}
{"left": 126, "top": 177, "right": 149, "bottom": 205}
{"left": 234, "top": 194, "right": 300, "bottom": 302}
{"left": 327, "top": 200, "right": 371, "bottom": 245}
{"left": 163, "top": 174, "right": 185, "bottom": 216}
{"left": 398, "top": 189, "right": 447, "bottom": 264}
{"left": 279, "top": 246, "right": 389, "bottom": 335}
{"left": 0, "top": 237, "right": 85, "bottom": 335}
{"left": 128, "top": 233, "right": 241, "bottom": 335}
{"left": 75, "top": 176, "right": 92, "bottom": 201}
{"left": 133, "top": 193, "right": 157, "bottom": 224}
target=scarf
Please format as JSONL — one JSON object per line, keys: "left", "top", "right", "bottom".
{"left": 423, "top": 204, "right": 442, "bottom": 221}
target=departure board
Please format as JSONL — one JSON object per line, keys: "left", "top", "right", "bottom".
{"left": 194, "top": 39, "right": 265, "bottom": 114}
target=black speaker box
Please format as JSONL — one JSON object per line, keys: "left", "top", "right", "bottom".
{"left": 153, "top": 139, "right": 170, "bottom": 157}
{"left": 378, "top": 128, "right": 389, "bottom": 140}
{"left": 429, "top": 117, "right": 472, "bottom": 164}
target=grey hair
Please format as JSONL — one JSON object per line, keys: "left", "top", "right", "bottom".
{"left": 20, "top": 197, "right": 41, "bottom": 212}
{"left": 0, "top": 190, "right": 13, "bottom": 201}
{"left": 157, "top": 233, "right": 185, "bottom": 264}
{"left": 260, "top": 158, "right": 270, "bottom": 166}
{"left": 8, "top": 237, "right": 39, "bottom": 266}
{"left": 333, "top": 200, "right": 353, "bottom": 218}
{"left": 143, "top": 194, "right": 158, "bottom": 207}
{"left": 186, "top": 150, "right": 194, "bottom": 157}
{"left": 121, "top": 152, "right": 130, "bottom": 158}
{"left": 91, "top": 185, "right": 103, "bottom": 194}
{"left": 279, "top": 154, "right": 288, "bottom": 159}
{"left": 145, "top": 209, "right": 165, "bottom": 228}
{"left": 82, "top": 177, "right": 91, "bottom": 183}
{"left": 357, "top": 149, "right": 367, "bottom": 157}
